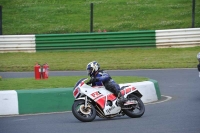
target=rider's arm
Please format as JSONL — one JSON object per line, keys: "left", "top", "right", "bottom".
{"left": 96, "top": 72, "right": 111, "bottom": 82}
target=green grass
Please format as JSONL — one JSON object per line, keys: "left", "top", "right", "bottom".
{"left": 0, "top": 76, "right": 148, "bottom": 90}
{"left": 1, "top": 0, "right": 200, "bottom": 35}
{"left": 0, "top": 47, "right": 199, "bottom": 72}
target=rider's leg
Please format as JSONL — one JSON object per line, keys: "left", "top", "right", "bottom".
{"left": 104, "top": 81, "right": 119, "bottom": 96}
{"left": 104, "top": 81, "right": 127, "bottom": 106}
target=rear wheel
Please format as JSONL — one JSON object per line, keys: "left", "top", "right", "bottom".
{"left": 122, "top": 94, "right": 145, "bottom": 118}
{"left": 72, "top": 100, "right": 96, "bottom": 122}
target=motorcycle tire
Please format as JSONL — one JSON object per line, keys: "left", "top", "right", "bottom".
{"left": 122, "top": 94, "right": 145, "bottom": 118}
{"left": 72, "top": 100, "right": 96, "bottom": 122}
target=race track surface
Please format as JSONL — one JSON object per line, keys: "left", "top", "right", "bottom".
{"left": 0, "top": 69, "right": 200, "bottom": 133}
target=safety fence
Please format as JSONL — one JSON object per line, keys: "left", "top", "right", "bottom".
{"left": 35, "top": 30, "right": 155, "bottom": 51}
{"left": 0, "top": 28, "right": 199, "bottom": 53}
{"left": 0, "top": 35, "right": 35, "bottom": 53}
{"left": 156, "top": 28, "right": 200, "bottom": 48}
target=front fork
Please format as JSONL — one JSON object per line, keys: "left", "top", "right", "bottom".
{"left": 84, "top": 96, "right": 88, "bottom": 109}
{"left": 75, "top": 96, "right": 90, "bottom": 109}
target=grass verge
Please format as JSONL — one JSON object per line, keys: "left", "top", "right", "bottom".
{"left": 0, "top": 76, "right": 148, "bottom": 91}
{"left": 0, "top": 47, "right": 200, "bottom": 72}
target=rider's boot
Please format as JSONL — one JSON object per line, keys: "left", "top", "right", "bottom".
{"left": 117, "top": 92, "right": 127, "bottom": 107}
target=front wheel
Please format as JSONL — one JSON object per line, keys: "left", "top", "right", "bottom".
{"left": 72, "top": 100, "right": 96, "bottom": 122}
{"left": 122, "top": 94, "right": 145, "bottom": 118}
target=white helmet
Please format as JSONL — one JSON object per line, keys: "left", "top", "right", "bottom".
{"left": 86, "top": 61, "right": 100, "bottom": 76}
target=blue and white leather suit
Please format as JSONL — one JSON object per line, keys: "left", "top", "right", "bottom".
{"left": 90, "top": 70, "right": 121, "bottom": 96}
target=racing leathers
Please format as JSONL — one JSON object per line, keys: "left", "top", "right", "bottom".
{"left": 86, "top": 70, "right": 125, "bottom": 105}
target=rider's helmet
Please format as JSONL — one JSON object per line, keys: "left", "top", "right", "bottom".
{"left": 86, "top": 61, "right": 100, "bottom": 76}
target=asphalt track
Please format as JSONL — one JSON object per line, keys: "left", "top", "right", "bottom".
{"left": 0, "top": 69, "right": 200, "bottom": 133}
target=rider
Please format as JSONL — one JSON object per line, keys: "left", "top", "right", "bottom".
{"left": 197, "top": 52, "right": 200, "bottom": 77}
{"left": 86, "top": 61, "right": 126, "bottom": 106}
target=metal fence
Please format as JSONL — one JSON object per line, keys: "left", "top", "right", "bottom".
{"left": 35, "top": 30, "right": 156, "bottom": 51}
{"left": 0, "top": 28, "right": 199, "bottom": 53}
{"left": 0, "top": 35, "right": 35, "bottom": 53}
{"left": 156, "top": 28, "right": 200, "bottom": 48}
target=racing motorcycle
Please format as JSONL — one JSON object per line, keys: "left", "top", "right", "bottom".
{"left": 72, "top": 78, "right": 145, "bottom": 122}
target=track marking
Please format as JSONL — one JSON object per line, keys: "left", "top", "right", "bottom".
{"left": 12, "top": 119, "right": 29, "bottom": 121}
{"left": 145, "top": 95, "right": 172, "bottom": 105}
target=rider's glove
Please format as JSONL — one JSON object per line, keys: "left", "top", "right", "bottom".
{"left": 86, "top": 77, "right": 99, "bottom": 85}
{"left": 90, "top": 77, "right": 99, "bottom": 83}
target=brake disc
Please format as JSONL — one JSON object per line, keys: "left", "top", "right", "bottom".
{"left": 79, "top": 105, "right": 92, "bottom": 115}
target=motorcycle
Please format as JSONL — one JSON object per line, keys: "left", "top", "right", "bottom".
{"left": 72, "top": 78, "right": 145, "bottom": 122}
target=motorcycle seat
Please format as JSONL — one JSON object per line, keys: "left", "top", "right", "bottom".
{"left": 120, "top": 86, "right": 129, "bottom": 90}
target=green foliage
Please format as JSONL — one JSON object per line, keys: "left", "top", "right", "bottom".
{"left": 0, "top": 76, "right": 148, "bottom": 90}
{"left": 2, "top": 0, "right": 200, "bottom": 35}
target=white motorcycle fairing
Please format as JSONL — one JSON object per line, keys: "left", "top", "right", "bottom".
{"left": 73, "top": 79, "right": 140, "bottom": 116}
